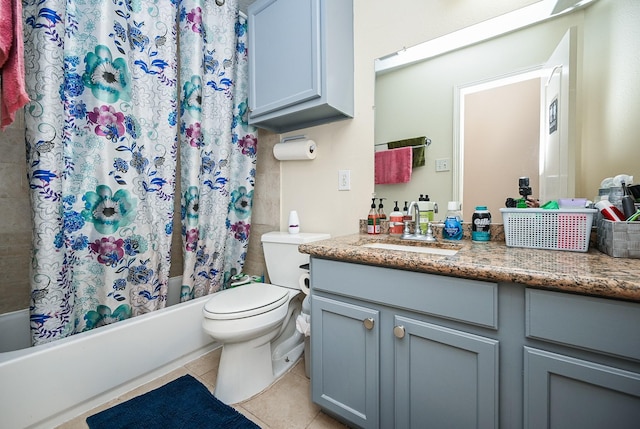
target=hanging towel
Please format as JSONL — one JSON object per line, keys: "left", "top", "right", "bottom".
{"left": 375, "top": 146, "right": 413, "bottom": 185}
{"left": 387, "top": 136, "right": 428, "bottom": 168}
{"left": 1, "top": 0, "right": 30, "bottom": 131}
{"left": 0, "top": 0, "right": 12, "bottom": 67}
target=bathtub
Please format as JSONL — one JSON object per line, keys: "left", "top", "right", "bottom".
{"left": 0, "top": 277, "right": 218, "bottom": 429}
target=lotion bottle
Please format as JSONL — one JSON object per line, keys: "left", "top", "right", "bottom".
{"left": 389, "top": 201, "right": 404, "bottom": 236}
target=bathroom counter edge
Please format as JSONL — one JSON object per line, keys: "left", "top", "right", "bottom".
{"left": 299, "top": 234, "right": 640, "bottom": 303}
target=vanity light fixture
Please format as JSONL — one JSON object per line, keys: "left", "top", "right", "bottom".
{"left": 374, "top": 0, "right": 598, "bottom": 74}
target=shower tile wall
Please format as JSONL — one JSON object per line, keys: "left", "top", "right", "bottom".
{"left": 0, "top": 112, "right": 279, "bottom": 314}
{"left": 0, "top": 110, "right": 31, "bottom": 314}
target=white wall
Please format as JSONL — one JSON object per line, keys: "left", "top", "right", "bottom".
{"left": 278, "top": 0, "right": 538, "bottom": 237}
{"left": 277, "top": 0, "right": 639, "bottom": 237}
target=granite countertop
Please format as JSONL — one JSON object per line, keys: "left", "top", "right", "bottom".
{"left": 299, "top": 233, "right": 640, "bottom": 303}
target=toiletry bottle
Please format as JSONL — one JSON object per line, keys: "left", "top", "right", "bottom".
{"left": 402, "top": 201, "right": 411, "bottom": 223}
{"left": 389, "top": 201, "right": 404, "bottom": 236}
{"left": 621, "top": 182, "right": 636, "bottom": 220}
{"left": 471, "top": 206, "right": 491, "bottom": 242}
{"left": 442, "top": 201, "right": 463, "bottom": 240}
{"left": 377, "top": 198, "right": 387, "bottom": 221}
{"left": 417, "top": 194, "right": 430, "bottom": 235}
{"left": 367, "top": 198, "right": 380, "bottom": 234}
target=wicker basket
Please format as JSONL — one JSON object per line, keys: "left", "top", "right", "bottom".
{"left": 500, "top": 208, "right": 597, "bottom": 252}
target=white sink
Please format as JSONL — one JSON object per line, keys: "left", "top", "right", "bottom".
{"left": 361, "top": 242, "right": 459, "bottom": 256}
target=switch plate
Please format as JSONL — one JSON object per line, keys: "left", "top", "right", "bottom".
{"left": 338, "top": 170, "right": 351, "bottom": 191}
{"left": 435, "top": 158, "right": 450, "bottom": 172}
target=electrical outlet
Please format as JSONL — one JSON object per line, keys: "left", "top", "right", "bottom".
{"left": 435, "top": 158, "right": 450, "bottom": 172}
{"left": 338, "top": 170, "right": 351, "bottom": 191}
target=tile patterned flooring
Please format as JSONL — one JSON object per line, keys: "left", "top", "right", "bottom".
{"left": 56, "top": 348, "right": 350, "bottom": 429}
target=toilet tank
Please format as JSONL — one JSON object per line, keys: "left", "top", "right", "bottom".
{"left": 261, "top": 232, "right": 330, "bottom": 289}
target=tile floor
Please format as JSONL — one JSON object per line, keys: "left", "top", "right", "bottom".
{"left": 56, "top": 348, "right": 350, "bottom": 429}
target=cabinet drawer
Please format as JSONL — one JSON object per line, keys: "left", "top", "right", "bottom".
{"left": 526, "top": 289, "right": 640, "bottom": 361}
{"left": 311, "top": 258, "right": 498, "bottom": 329}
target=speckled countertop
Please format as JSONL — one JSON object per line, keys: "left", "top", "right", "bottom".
{"left": 299, "top": 233, "right": 640, "bottom": 303}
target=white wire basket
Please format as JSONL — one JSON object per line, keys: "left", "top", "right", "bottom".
{"left": 500, "top": 208, "right": 597, "bottom": 252}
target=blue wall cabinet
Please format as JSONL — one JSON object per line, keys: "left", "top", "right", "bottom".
{"left": 247, "top": 0, "right": 354, "bottom": 133}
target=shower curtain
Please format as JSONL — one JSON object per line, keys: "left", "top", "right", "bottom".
{"left": 22, "top": 0, "right": 256, "bottom": 346}
{"left": 178, "top": 0, "right": 257, "bottom": 299}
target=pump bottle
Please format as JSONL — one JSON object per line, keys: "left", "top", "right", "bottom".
{"left": 389, "top": 201, "right": 404, "bottom": 236}
{"left": 367, "top": 198, "right": 380, "bottom": 235}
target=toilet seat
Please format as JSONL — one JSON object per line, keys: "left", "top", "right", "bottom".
{"left": 203, "top": 283, "right": 290, "bottom": 320}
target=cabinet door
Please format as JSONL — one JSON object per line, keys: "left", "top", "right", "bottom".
{"left": 248, "top": 0, "right": 321, "bottom": 117}
{"left": 524, "top": 347, "right": 640, "bottom": 429}
{"left": 311, "top": 295, "right": 379, "bottom": 429}
{"left": 394, "top": 316, "right": 499, "bottom": 429}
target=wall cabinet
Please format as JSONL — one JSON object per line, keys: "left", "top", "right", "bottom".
{"left": 247, "top": 0, "right": 353, "bottom": 133}
{"left": 310, "top": 258, "right": 640, "bottom": 429}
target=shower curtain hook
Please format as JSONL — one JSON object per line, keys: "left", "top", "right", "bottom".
{"left": 216, "top": 0, "right": 225, "bottom": 5}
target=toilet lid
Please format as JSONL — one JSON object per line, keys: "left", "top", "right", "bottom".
{"left": 203, "top": 283, "right": 289, "bottom": 320}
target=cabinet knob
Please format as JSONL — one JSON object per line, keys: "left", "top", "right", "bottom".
{"left": 393, "top": 325, "right": 405, "bottom": 339}
{"left": 363, "top": 318, "right": 375, "bottom": 330}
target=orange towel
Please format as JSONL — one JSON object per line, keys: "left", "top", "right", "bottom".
{"left": 1, "top": 0, "right": 29, "bottom": 131}
{"left": 375, "top": 147, "right": 413, "bottom": 185}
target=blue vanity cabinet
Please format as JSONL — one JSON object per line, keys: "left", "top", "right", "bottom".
{"left": 524, "top": 289, "right": 640, "bottom": 429}
{"left": 247, "top": 0, "right": 354, "bottom": 133}
{"left": 310, "top": 295, "right": 380, "bottom": 428}
{"left": 310, "top": 258, "right": 500, "bottom": 429}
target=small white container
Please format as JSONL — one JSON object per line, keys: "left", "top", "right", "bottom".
{"left": 288, "top": 210, "right": 300, "bottom": 234}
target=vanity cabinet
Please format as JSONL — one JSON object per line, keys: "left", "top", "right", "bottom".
{"left": 309, "top": 258, "right": 640, "bottom": 429}
{"left": 524, "top": 289, "right": 640, "bottom": 429}
{"left": 310, "top": 258, "right": 499, "bottom": 429}
{"left": 247, "top": 0, "right": 353, "bottom": 133}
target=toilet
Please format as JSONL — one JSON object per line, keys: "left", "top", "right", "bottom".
{"left": 202, "top": 231, "right": 330, "bottom": 404}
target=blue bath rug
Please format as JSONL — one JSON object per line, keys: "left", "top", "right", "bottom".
{"left": 86, "top": 374, "right": 260, "bottom": 429}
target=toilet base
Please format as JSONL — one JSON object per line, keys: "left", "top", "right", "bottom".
{"left": 213, "top": 300, "right": 305, "bottom": 404}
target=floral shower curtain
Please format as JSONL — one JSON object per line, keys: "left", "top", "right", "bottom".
{"left": 178, "top": 0, "right": 257, "bottom": 299}
{"left": 22, "top": 0, "right": 255, "bottom": 346}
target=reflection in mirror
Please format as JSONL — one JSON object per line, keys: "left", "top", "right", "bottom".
{"left": 374, "top": 0, "right": 639, "bottom": 223}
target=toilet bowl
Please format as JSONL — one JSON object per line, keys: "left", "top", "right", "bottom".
{"left": 202, "top": 231, "right": 330, "bottom": 404}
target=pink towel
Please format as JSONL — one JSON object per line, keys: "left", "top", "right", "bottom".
{"left": 375, "top": 147, "right": 413, "bottom": 185}
{"left": 1, "top": 0, "right": 29, "bottom": 131}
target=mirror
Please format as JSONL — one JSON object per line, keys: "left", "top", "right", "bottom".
{"left": 374, "top": 0, "right": 638, "bottom": 222}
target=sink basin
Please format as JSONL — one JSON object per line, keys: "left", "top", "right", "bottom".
{"left": 361, "top": 242, "right": 459, "bottom": 256}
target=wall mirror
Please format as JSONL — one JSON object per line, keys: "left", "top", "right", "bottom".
{"left": 373, "top": 0, "right": 634, "bottom": 222}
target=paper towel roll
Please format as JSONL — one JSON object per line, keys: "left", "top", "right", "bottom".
{"left": 298, "top": 273, "right": 310, "bottom": 295}
{"left": 273, "top": 140, "right": 316, "bottom": 161}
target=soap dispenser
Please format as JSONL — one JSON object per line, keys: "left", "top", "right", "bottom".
{"left": 377, "top": 198, "right": 387, "bottom": 221}
{"left": 389, "top": 201, "right": 404, "bottom": 236}
{"left": 368, "top": 198, "right": 380, "bottom": 235}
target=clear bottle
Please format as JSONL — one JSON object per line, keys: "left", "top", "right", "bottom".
{"left": 471, "top": 206, "right": 491, "bottom": 242}
{"left": 377, "top": 198, "right": 387, "bottom": 221}
{"left": 442, "top": 201, "right": 463, "bottom": 240}
{"left": 367, "top": 198, "right": 380, "bottom": 235}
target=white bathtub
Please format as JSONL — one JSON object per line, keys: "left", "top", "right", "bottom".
{"left": 0, "top": 277, "right": 218, "bottom": 429}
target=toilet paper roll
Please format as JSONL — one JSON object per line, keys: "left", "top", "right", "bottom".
{"left": 273, "top": 140, "right": 317, "bottom": 161}
{"left": 299, "top": 273, "right": 310, "bottom": 295}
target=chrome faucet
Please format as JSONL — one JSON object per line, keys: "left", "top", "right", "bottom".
{"left": 401, "top": 202, "right": 437, "bottom": 242}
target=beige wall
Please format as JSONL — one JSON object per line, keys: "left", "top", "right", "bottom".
{"left": 279, "top": 0, "right": 543, "bottom": 237}
{"left": 0, "top": 110, "right": 31, "bottom": 313}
